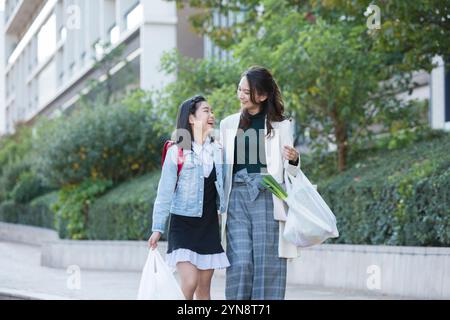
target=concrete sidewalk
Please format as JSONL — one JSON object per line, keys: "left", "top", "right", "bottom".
{"left": 0, "top": 241, "right": 407, "bottom": 300}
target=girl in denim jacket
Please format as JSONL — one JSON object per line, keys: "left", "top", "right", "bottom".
{"left": 148, "top": 96, "right": 230, "bottom": 300}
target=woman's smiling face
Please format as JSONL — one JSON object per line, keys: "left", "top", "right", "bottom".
{"left": 237, "top": 76, "right": 267, "bottom": 112}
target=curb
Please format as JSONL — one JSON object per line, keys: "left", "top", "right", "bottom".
{"left": 0, "top": 288, "right": 72, "bottom": 300}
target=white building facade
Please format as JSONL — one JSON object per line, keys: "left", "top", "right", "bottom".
{"left": 0, "top": 0, "right": 191, "bottom": 136}
{"left": 0, "top": 2, "right": 448, "bottom": 136}
{"left": 0, "top": 2, "right": 5, "bottom": 136}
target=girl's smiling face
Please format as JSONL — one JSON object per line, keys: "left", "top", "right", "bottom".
{"left": 189, "top": 101, "right": 215, "bottom": 136}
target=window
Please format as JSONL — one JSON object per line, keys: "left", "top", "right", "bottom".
{"left": 109, "top": 25, "right": 120, "bottom": 45}
{"left": 60, "top": 26, "right": 67, "bottom": 42}
{"left": 38, "top": 14, "right": 57, "bottom": 63}
{"left": 94, "top": 41, "right": 104, "bottom": 60}
{"left": 70, "top": 61, "right": 76, "bottom": 74}
{"left": 126, "top": 4, "right": 143, "bottom": 31}
{"left": 80, "top": 51, "right": 86, "bottom": 65}
{"left": 38, "top": 60, "right": 57, "bottom": 106}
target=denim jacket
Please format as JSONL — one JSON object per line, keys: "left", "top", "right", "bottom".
{"left": 151, "top": 141, "right": 225, "bottom": 233}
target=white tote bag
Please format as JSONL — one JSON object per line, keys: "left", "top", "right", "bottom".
{"left": 137, "top": 249, "right": 185, "bottom": 300}
{"left": 283, "top": 169, "right": 339, "bottom": 248}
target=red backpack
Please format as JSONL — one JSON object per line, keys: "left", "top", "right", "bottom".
{"left": 161, "top": 141, "right": 184, "bottom": 181}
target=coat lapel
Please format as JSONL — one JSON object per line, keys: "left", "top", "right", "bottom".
{"left": 225, "top": 113, "right": 241, "bottom": 164}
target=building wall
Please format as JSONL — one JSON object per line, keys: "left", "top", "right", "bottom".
{"left": 0, "top": 7, "right": 5, "bottom": 136}
{"left": 430, "top": 56, "right": 450, "bottom": 131}
{"left": 140, "top": 0, "right": 176, "bottom": 91}
{"left": 1, "top": 0, "right": 178, "bottom": 136}
{"left": 176, "top": 5, "right": 203, "bottom": 60}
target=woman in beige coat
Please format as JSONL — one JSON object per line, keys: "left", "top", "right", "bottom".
{"left": 219, "top": 66, "right": 301, "bottom": 300}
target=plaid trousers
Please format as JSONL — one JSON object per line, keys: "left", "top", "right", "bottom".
{"left": 225, "top": 169, "right": 287, "bottom": 300}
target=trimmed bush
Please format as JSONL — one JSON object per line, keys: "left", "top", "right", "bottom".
{"left": 30, "top": 191, "right": 60, "bottom": 230}
{"left": 33, "top": 103, "right": 165, "bottom": 188}
{"left": 0, "top": 124, "right": 33, "bottom": 177}
{"left": 318, "top": 133, "right": 450, "bottom": 246}
{"left": 52, "top": 179, "right": 113, "bottom": 240}
{"left": 10, "top": 172, "right": 53, "bottom": 204}
{"left": 0, "top": 191, "right": 58, "bottom": 229}
{"left": 87, "top": 171, "right": 163, "bottom": 240}
{"left": 0, "top": 162, "right": 31, "bottom": 202}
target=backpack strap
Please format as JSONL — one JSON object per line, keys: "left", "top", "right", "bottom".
{"left": 176, "top": 147, "right": 184, "bottom": 178}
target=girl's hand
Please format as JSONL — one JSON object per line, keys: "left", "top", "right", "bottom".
{"left": 148, "top": 232, "right": 161, "bottom": 250}
{"left": 283, "top": 145, "right": 299, "bottom": 162}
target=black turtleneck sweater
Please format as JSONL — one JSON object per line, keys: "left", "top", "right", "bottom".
{"left": 233, "top": 111, "right": 300, "bottom": 174}
{"left": 233, "top": 111, "right": 267, "bottom": 174}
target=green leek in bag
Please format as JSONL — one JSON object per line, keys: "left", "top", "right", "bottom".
{"left": 260, "top": 175, "right": 288, "bottom": 200}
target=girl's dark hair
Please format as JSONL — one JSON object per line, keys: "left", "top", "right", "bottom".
{"left": 175, "top": 95, "right": 207, "bottom": 149}
{"left": 239, "top": 66, "right": 286, "bottom": 137}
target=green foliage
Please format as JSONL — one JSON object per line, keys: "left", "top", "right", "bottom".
{"left": 10, "top": 171, "right": 53, "bottom": 204}
{"left": 0, "top": 194, "right": 56, "bottom": 230}
{"left": 33, "top": 103, "right": 165, "bottom": 188}
{"left": 233, "top": 6, "right": 418, "bottom": 171}
{"left": 317, "top": 133, "right": 450, "bottom": 246}
{"left": 176, "top": 0, "right": 450, "bottom": 72}
{"left": 79, "top": 43, "right": 136, "bottom": 106}
{"left": 173, "top": 0, "right": 263, "bottom": 49}
{"left": 155, "top": 50, "right": 241, "bottom": 135}
{"left": 30, "top": 191, "right": 60, "bottom": 209}
{"left": 309, "top": 0, "right": 450, "bottom": 72}
{"left": 0, "top": 124, "right": 33, "bottom": 174}
{"left": 52, "top": 179, "right": 113, "bottom": 239}
{"left": 174, "top": 0, "right": 442, "bottom": 171}
{"left": 0, "top": 161, "right": 31, "bottom": 202}
{"left": 87, "top": 171, "right": 164, "bottom": 240}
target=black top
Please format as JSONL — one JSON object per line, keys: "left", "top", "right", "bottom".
{"left": 233, "top": 110, "right": 268, "bottom": 174}
{"left": 167, "top": 166, "right": 224, "bottom": 255}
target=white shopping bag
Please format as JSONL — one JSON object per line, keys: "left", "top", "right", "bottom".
{"left": 283, "top": 169, "right": 339, "bottom": 247}
{"left": 137, "top": 249, "right": 185, "bottom": 300}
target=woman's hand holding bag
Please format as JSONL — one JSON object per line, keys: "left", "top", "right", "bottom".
{"left": 282, "top": 169, "right": 339, "bottom": 247}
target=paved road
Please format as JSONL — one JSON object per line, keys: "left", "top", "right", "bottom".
{"left": 0, "top": 241, "right": 406, "bottom": 300}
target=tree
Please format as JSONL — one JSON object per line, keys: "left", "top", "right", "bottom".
{"left": 172, "top": 0, "right": 429, "bottom": 171}
{"left": 304, "top": 0, "right": 450, "bottom": 72}
{"left": 235, "top": 5, "right": 417, "bottom": 170}
{"left": 153, "top": 50, "right": 241, "bottom": 136}
{"left": 174, "top": 0, "right": 450, "bottom": 72}
{"left": 79, "top": 43, "right": 135, "bottom": 107}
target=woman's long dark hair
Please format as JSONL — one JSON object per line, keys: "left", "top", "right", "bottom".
{"left": 239, "top": 66, "right": 286, "bottom": 137}
{"left": 175, "top": 95, "right": 207, "bottom": 149}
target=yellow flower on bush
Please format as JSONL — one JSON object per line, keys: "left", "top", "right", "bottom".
{"left": 131, "top": 163, "right": 140, "bottom": 170}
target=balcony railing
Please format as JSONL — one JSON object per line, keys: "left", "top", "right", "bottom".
{"left": 5, "top": 0, "right": 46, "bottom": 36}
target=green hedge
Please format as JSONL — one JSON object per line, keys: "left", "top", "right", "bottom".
{"left": 33, "top": 103, "right": 165, "bottom": 188}
{"left": 0, "top": 191, "right": 58, "bottom": 229}
{"left": 318, "top": 133, "right": 450, "bottom": 246}
{"left": 0, "top": 124, "right": 33, "bottom": 177}
{"left": 86, "top": 171, "right": 164, "bottom": 240}
{"left": 10, "top": 172, "right": 53, "bottom": 204}
{"left": 0, "top": 162, "right": 31, "bottom": 202}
